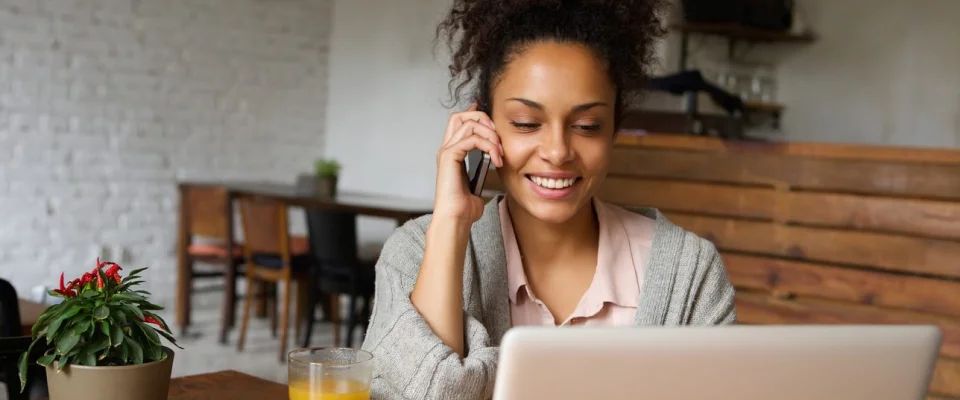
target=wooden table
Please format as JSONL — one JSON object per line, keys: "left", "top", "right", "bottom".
{"left": 220, "top": 180, "right": 434, "bottom": 224}
{"left": 39, "top": 370, "right": 287, "bottom": 400}
{"left": 176, "top": 180, "right": 436, "bottom": 341}
{"left": 167, "top": 370, "right": 287, "bottom": 399}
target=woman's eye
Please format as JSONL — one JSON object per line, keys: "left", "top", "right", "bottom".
{"left": 575, "top": 124, "right": 602, "bottom": 132}
{"left": 510, "top": 122, "right": 540, "bottom": 131}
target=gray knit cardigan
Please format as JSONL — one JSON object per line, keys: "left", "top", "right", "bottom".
{"left": 361, "top": 196, "right": 737, "bottom": 399}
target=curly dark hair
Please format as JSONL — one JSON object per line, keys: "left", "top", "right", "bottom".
{"left": 436, "top": 0, "right": 668, "bottom": 127}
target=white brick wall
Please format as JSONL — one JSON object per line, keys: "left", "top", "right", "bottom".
{"left": 0, "top": 0, "right": 332, "bottom": 307}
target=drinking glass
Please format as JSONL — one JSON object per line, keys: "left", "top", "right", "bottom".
{"left": 288, "top": 348, "right": 374, "bottom": 400}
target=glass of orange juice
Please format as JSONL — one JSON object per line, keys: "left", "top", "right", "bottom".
{"left": 288, "top": 347, "right": 374, "bottom": 400}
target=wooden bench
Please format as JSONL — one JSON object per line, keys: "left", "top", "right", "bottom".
{"left": 487, "top": 133, "right": 960, "bottom": 399}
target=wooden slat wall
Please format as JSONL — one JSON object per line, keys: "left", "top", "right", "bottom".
{"left": 486, "top": 133, "right": 960, "bottom": 398}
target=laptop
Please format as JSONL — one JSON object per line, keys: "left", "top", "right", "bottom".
{"left": 493, "top": 325, "right": 941, "bottom": 400}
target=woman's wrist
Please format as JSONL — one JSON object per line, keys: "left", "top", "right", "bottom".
{"left": 426, "top": 216, "right": 474, "bottom": 240}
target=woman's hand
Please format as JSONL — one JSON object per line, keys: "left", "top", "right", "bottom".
{"left": 411, "top": 104, "right": 504, "bottom": 358}
{"left": 432, "top": 103, "right": 504, "bottom": 224}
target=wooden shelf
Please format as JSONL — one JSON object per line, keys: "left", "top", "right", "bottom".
{"left": 670, "top": 22, "right": 816, "bottom": 43}
{"left": 744, "top": 101, "right": 785, "bottom": 113}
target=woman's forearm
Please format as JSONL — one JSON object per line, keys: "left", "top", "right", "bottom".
{"left": 411, "top": 217, "right": 472, "bottom": 357}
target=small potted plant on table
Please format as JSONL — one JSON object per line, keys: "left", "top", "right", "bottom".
{"left": 18, "top": 258, "right": 181, "bottom": 400}
{"left": 314, "top": 158, "right": 341, "bottom": 198}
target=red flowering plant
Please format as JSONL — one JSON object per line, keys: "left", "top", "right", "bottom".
{"left": 17, "top": 258, "right": 181, "bottom": 391}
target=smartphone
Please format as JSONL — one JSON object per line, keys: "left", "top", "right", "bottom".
{"left": 465, "top": 149, "right": 492, "bottom": 197}
{"left": 465, "top": 100, "right": 493, "bottom": 197}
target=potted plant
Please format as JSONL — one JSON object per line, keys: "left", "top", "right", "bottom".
{"left": 18, "top": 258, "right": 182, "bottom": 400}
{"left": 314, "top": 158, "right": 341, "bottom": 198}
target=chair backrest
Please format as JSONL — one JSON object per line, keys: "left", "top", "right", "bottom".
{"left": 295, "top": 174, "right": 361, "bottom": 264}
{"left": 0, "top": 279, "right": 22, "bottom": 338}
{"left": 237, "top": 196, "right": 292, "bottom": 260}
{"left": 179, "top": 184, "right": 232, "bottom": 241}
{"left": 305, "top": 209, "right": 359, "bottom": 264}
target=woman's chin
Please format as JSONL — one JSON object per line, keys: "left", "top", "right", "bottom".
{"left": 521, "top": 200, "right": 584, "bottom": 225}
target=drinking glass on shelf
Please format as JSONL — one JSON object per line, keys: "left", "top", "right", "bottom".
{"left": 289, "top": 348, "right": 374, "bottom": 400}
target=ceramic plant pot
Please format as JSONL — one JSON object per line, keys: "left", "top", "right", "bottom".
{"left": 315, "top": 176, "right": 338, "bottom": 198}
{"left": 45, "top": 347, "right": 174, "bottom": 400}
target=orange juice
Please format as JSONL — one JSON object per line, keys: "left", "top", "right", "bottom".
{"left": 288, "top": 379, "right": 371, "bottom": 400}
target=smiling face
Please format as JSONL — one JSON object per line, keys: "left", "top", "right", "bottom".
{"left": 490, "top": 40, "right": 617, "bottom": 225}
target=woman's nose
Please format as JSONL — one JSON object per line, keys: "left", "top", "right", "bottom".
{"left": 538, "top": 126, "right": 574, "bottom": 166}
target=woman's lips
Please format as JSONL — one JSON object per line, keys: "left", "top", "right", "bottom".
{"left": 525, "top": 175, "right": 581, "bottom": 200}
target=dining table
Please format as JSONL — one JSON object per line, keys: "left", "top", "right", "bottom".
{"left": 167, "top": 370, "right": 287, "bottom": 400}
{"left": 38, "top": 370, "right": 287, "bottom": 400}
{"left": 175, "top": 179, "right": 438, "bottom": 341}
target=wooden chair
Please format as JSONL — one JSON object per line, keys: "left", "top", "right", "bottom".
{"left": 235, "top": 196, "right": 312, "bottom": 361}
{"left": 0, "top": 279, "right": 48, "bottom": 400}
{"left": 175, "top": 184, "right": 245, "bottom": 343}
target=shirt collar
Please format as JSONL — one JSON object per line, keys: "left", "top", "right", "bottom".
{"left": 500, "top": 197, "right": 640, "bottom": 308}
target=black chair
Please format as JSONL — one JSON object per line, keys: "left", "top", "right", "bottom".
{"left": 301, "top": 209, "right": 376, "bottom": 348}
{"left": 0, "top": 278, "right": 48, "bottom": 400}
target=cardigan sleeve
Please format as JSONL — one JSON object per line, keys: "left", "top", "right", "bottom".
{"left": 687, "top": 237, "right": 738, "bottom": 325}
{"left": 360, "top": 218, "right": 499, "bottom": 400}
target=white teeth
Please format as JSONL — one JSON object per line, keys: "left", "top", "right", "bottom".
{"left": 531, "top": 176, "right": 576, "bottom": 189}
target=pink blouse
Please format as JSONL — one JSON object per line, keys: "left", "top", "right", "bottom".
{"left": 500, "top": 198, "right": 655, "bottom": 327}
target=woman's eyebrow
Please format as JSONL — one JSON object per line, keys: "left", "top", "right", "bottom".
{"left": 506, "top": 98, "right": 609, "bottom": 112}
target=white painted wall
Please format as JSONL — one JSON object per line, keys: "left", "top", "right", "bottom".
{"left": 774, "top": 0, "right": 960, "bottom": 148}
{"left": 664, "top": 0, "right": 960, "bottom": 148}
{"left": 324, "top": 0, "right": 453, "bottom": 248}
{"left": 0, "top": 0, "right": 332, "bottom": 306}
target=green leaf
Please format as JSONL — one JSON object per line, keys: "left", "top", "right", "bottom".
{"left": 69, "top": 322, "right": 87, "bottom": 337}
{"left": 82, "top": 289, "right": 99, "bottom": 299}
{"left": 118, "top": 280, "right": 143, "bottom": 292}
{"left": 36, "top": 354, "right": 56, "bottom": 367}
{"left": 155, "top": 329, "right": 183, "bottom": 349}
{"left": 139, "top": 303, "right": 163, "bottom": 312}
{"left": 120, "top": 340, "right": 130, "bottom": 364}
{"left": 56, "top": 355, "right": 71, "bottom": 371}
{"left": 31, "top": 305, "right": 60, "bottom": 338}
{"left": 56, "top": 332, "right": 81, "bottom": 356}
{"left": 123, "top": 304, "right": 144, "bottom": 319}
{"left": 110, "top": 293, "right": 145, "bottom": 303}
{"left": 125, "top": 337, "right": 143, "bottom": 364}
{"left": 126, "top": 267, "right": 147, "bottom": 278}
{"left": 93, "top": 306, "right": 109, "bottom": 320}
{"left": 144, "top": 312, "right": 172, "bottom": 333}
{"left": 135, "top": 320, "right": 161, "bottom": 345}
{"left": 87, "top": 336, "right": 110, "bottom": 353}
{"left": 44, "top": 304, "right": 82, "bottom": 342}
{"left": 111, "top": 325, "right": 124, "bottom": 347}
{"left": 100, "top": 321, "right": 110, "bottom": 338}
{"left": 18, "top": 337, "right": 41, "bottom": 392}
{"left": 144, "top": 342, "right": 162, "bottom": 362}
{"left": 111, "top": 308, "right": 127, "bottom": 325}
{"left": 79, "top": 351, "right": 96, "bottom": 366}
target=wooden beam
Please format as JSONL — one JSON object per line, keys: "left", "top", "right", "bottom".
{"left": 595, "top": 177, "right": 960, "bottom": 240}
{"left": 609, "top": 147, "right": 960, "bottom": 200}
{"left": 734, "top": 292, "right": 960, "bottom": 359}
{"left": 614, "top": 133, "right": 960, "bottom": 165}
{"left": 666, "top": 213, "right": 960, "bottom": 279}
{"left": 725, "top": 254, "right": 960, "bottom": 319}
{"left": 932, "top": 357, "right": 960, "bottom": 397}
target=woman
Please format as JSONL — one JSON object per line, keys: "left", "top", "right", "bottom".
{"left": 361, "top": 0, "right": 737, "bottom": 398}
